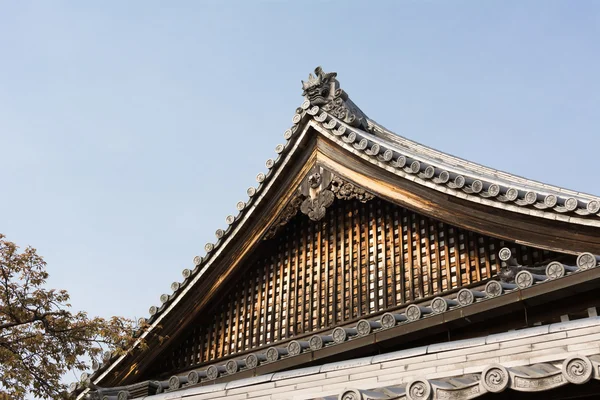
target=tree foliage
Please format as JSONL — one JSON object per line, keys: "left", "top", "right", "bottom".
{"left": 0, "top": 234, "right": 139, "bottom": 399}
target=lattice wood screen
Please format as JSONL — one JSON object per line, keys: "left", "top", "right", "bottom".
{"left": 152, "top": 196, "right": 556, "bottom": 374}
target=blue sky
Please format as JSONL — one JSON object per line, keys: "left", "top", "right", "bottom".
{"left": 1, "top": 1, "right": 599, "bottom": 324}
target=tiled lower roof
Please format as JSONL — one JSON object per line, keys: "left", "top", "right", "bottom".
{"left": 123, "top": 317, "right": 600, "bottom": 399}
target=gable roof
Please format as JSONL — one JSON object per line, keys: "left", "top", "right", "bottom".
{"left": 75, "top": 67, "right": 600, "bottom": 398}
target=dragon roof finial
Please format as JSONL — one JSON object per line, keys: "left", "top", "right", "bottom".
{"left": 301, "top": 66, "right": 338, "bottom": 106}
{"left": 300, "top": 66, "right": 368, "bottom": 130}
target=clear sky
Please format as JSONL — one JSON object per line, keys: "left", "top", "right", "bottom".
{"left": 1, "top": 1, "right": 599, "bottom": 326}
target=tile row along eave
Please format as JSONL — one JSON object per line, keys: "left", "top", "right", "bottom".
{"left": 366, "top": 118, "right": 599, "bottom": 201}
{"left": 85, "top": 316, "right": 600, "bottom": 400}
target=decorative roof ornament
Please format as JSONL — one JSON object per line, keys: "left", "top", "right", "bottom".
{"left": 297, "top": 166, "right": 375, "bottom": 222}
{"left": 330, "top": 176, "right": 375, "bottom": 203}
{"left": 301, "top": 66, "right": 337, "bottom": 106}
{"left": 263, "top": 196, "right": 304, "bottom": 240}
{"left": 300, "top": 169, "right": 335, "bottom": 222}
{"left": 301, "top": 66, "right": 369, "bottom": 130}
{"left": 300, "top": 188, "right": 334, "bottom": 222}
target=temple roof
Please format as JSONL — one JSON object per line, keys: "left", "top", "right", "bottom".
{"left": 74, "top": 67, "right": 600, "bottom": 398}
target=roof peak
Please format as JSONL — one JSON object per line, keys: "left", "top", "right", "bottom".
{"left": 301, "top": 66, "right": 369, "bottom": 131}
{"left": 297, "top": 67, "right": 600, "bottom": 219}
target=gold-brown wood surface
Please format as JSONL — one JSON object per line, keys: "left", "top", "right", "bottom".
{"left": 147, "top": 195, "right": 558, "bottom": 377}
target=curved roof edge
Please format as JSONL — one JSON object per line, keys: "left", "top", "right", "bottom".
{"left": 300, "top": 66, "right": 600, "bottom": 223}
{"left": 73, "top": 67, "right": 600, "bottom": 398}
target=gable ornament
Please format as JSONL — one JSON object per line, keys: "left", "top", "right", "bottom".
{"left": 298, "top": 167, "right": 374, "bottom": 222}
{"left": 263, "top": 196, "right": 304, "bottom": 240}
{"left": 330, "top": 176, "right": 375, "bottom": 203}
{"left": 263, "top": 166, "right": 376, "bottom": 240}
{"left": 299, "top": 168, "right": 335, "bottom": 222}
{"left": 300, "top": 185, "right": 335, "bottom": 222}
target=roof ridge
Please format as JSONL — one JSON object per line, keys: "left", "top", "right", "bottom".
{"left": 74, "top": 67, "right": 600, "bottom": 398}
{"left": 367, "top": 117, "right": 599, "bottom": 200}
{"left": 299, "top": 67, "right": 600, "bottom": 219}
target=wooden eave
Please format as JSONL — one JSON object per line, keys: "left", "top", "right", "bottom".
{"left": 85, "top": 77, "right": 600, "bottom": 393}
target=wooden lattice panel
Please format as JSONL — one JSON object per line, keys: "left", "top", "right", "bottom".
{"left": 152, "top": 197, "right": 556, "bottom": 375}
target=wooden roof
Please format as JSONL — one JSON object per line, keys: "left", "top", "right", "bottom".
{"left": 75, "top": 67, "right": 600, "bottom": 399}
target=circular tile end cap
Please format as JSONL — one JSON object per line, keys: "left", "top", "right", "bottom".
{"left": 562, "top": 355, "right": 593, "bottom": 384}
{"left": 406, "top": 379, "right": 432, "bottom": 400}
{"left": 481, "top": 364, "right": 510, "bottom": 393}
